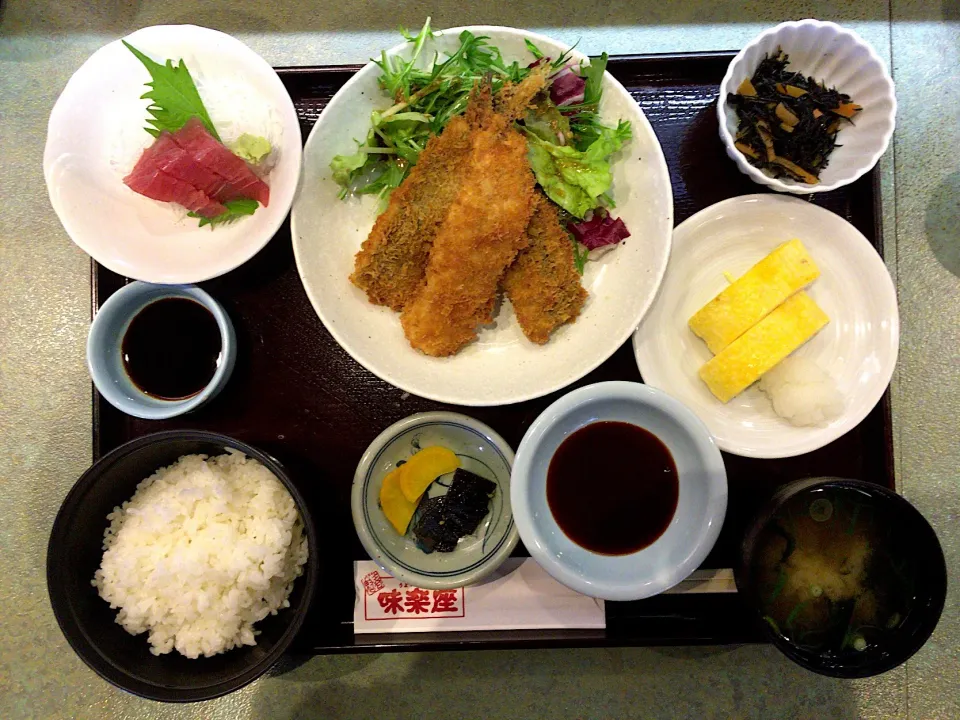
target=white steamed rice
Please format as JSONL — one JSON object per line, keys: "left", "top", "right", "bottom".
{"left": 92, "top": 450, "right": 308, "bottom": 659}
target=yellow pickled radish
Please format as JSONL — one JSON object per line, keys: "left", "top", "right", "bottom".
{"left": 398, "top": 446, "right": 461, "bottom": 502}
{"left": 380, "top": 466, "right": 417, "bottom": 535}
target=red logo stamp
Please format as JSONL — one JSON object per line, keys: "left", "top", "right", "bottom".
{"left": 361, "top": 570, "right": 385, "bottom": 596}
{"left": 362, "top": 573, "right": 466, "bottom": 621}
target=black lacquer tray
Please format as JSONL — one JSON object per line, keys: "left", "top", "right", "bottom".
{"left": 92, "top": 52, "right": 893, "bottom": 653}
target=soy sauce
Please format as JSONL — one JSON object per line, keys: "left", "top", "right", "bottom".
{"left": 122, "top": 298, "right": 222, "bottom": 400}
{"left": 547, "top": 421, "right": 679, "bottom": 555}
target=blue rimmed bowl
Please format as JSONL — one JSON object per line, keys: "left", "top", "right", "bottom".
{"left": 351, "top": 412, "right": 518, "bottom": 589}
{"left": 87, "top": 281, "right": 236, "bottom": 420}
{"left": 511, "top": 381, "right": 728, "bottom": 601}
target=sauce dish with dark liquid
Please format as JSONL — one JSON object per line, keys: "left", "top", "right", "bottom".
{"left": 122, "top": 297, "right": 222, "bottom": 400}
{"left": 511, "top": 382, "right": 728, "bottom": 601}
{"left": 87, "top": 282, "right": 236, "bottom": 420}
{"left": 547, "top": 422, "right": 679, "bottom": 555}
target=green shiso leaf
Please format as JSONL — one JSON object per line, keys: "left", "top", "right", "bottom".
{"left": 188, "top": 198, "right": 259, "bottom": 228}
{"left": 123, "top": 40, "right": 220, "bottom": 141}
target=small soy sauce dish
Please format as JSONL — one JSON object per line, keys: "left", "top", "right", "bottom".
{"left": 511, "top": 381, "right": 728, "bottom": 601}
{"left": 87, "top": 281, "right": 236, "bottom": 419}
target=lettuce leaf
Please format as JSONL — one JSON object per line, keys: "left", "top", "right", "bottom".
{"left": 331, "top": 150, "right": 369, "bottom": 186}
{"left": 525, "top": 120, "right": 632, "bottom": 218}
{"left": 523, "top": 100, "right": 571, "bottom": 144}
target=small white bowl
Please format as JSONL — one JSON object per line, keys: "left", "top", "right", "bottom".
{"left": 511, "top": 382, "right": 727, "bottom": 601}
{"left": 352, "top": 412, "right": 518, "bottom": 589}
{"left": 718, "top": 19, "right": 896, "bottom": 194}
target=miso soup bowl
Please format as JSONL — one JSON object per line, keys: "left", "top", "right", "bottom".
{"left": 737, "top": 477, "right": 947, "bottom": 678}
{"left": 511, "top": 382, "right": 728, "bottom": 601}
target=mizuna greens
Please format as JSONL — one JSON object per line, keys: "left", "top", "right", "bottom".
{"left": 331, "top": 20, "right": 633, "bottom": 270}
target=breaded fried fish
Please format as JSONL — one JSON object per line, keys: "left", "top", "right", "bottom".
{"left": 350, "top": 65, "right": 549, "bottom": 314}
{"left": 400, "top": 83, "right": 536, "bottom": 356}
{"left": 350, "top": 115, "right": 473, "bottom": 311}
{"left": 503, "top": 195, "right": 587, "bottom": 344}
{"left": 494, "top": 63, "right": 550, "bottom": 120}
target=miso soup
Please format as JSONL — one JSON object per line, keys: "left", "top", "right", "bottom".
{"left": 751, "top": 485, "right": 916, "bottom": 660}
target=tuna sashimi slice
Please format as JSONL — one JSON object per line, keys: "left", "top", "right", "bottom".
{"left": 171, "top": 118, "right": 270, "bottom": 207}
{"left": 140, "top": 133, "right": 232, "bottom": 200}
{"left": 123, "top": 117, "right": 270, "bottom": 216}
{"left": 123, "top": 164, "right": 226, "bottom": 218}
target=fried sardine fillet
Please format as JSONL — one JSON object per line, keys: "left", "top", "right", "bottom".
{"left": 350, "top": 116, "right": 473, "bottom": 311}
{"left": 503, "top": 195, "right": 587, "bottom": 344}
{"left": 493, "top": 63, "right": 550, "bottom": 120}
{"left": 350, "top": 66, "right": 549, "bottom": 313}
{"left": 400, "top": 85, "right": 536, "bottom": 356}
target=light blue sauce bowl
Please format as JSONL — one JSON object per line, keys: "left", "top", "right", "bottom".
{"left": 511, "top": 381, "right": 728, "bottom": 601}
{"left": 87, "top": 282, "right": 236, "bottom": 420}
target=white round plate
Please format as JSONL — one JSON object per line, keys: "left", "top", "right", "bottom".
{"left": 43, "top": 25, "right": 302, "bottom": 284}
{"left": 352, "top": 412, "right": 518, "bottom": 589}
{"left": 291, "top": 26, "right": 672, "bottom": 406}
{"left": 633, "top": 194, "right": 898, "bottom": 459}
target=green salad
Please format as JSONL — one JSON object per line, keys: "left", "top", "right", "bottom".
{"left": 331, "top": 20, "right": 633, "bottom": 268}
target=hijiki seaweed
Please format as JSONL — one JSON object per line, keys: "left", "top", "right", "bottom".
{"left": 728, "top": 49, "right": 862, "bottom": 184}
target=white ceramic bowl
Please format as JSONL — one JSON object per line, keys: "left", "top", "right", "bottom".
{"left": 633, "top": 195, "right": 899, "bottom": 459}
{"left": 352, "top": 412, "right": 518, "bottom": 589}
{"left": 44, "top": 25, "right": 302, "bottom": 283}
{"left": 718, "top": 19, "right": 896, "bottom": 194}
{"left": 511, "top": 382, "right": 727, "bottom": 601}
{"left": 291, "top": 26, "right": 673, "bottom": 406}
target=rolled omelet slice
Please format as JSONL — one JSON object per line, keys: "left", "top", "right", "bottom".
{"left": 689, "top": 239, "right": 820, "bottom": 354}
{"left": 699, "top": 292, "right": 829, "bottom": 403}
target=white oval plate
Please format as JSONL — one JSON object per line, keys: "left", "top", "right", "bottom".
{"left": 43, "top": 25, "right": 302, "bottom": 284}
{"left": 291, "top": 26, "right": 673, "bottom": 406}
{"left": 633, "top": 194, "right": 898, "bottom": 459}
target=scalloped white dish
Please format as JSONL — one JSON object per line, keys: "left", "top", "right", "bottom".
{"left": 718, "top": 19, "right": 896, "bottom": 194}
{"left": 291, "top": 26, "right": 673, "bottom": 406}
{"left": 43, "top": 25, "right": 302, "bottom": 284}
{"left": 633, "top": 195, "right": 899, "bottom": 459}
